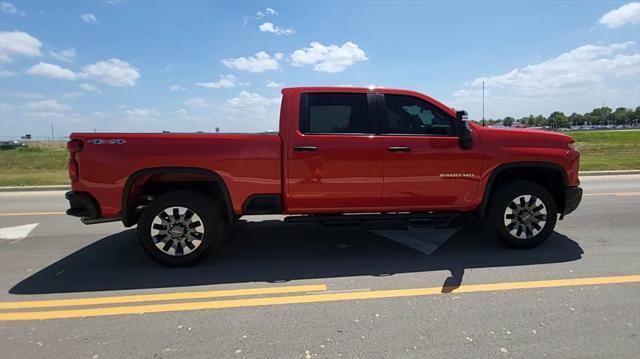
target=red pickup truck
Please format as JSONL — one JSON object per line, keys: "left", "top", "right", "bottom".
{"left": 65, "top": 87, "right": 582, "bottom": 266}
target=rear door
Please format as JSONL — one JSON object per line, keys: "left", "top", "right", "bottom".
{"left": 285, "top": 92, "right": 384, "bottom": 211}
{"left": 378, "top": 93, "right": 482, "bottom": 210}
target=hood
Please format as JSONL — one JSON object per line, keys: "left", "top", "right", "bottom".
{"left": 474, "top": 124, "right": 574, "bottom": 148}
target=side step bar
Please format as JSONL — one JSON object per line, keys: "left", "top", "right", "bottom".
{"left": 284, "top": 212, "right": 462, "bottom": 229}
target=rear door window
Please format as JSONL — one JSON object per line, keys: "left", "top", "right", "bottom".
{"left": 300, "top": 93, "right": 372, "bottom": 134}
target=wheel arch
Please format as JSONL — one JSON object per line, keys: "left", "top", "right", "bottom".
{"left": 479, "top": 161, "right": 568, "bottom": 218}
{"left": 121, "top": 167, "right": 235, "bottom": 227}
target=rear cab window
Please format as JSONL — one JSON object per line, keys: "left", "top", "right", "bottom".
{"left": 299, "top": 93, "right": 373, "bottom": 134}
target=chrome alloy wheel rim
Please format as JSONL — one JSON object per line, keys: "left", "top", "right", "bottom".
{"left": 503, "top": 194, "right": 547, "bottom": 240}
{"left": 150, "top": 206, "right": 204, "bottom": 256}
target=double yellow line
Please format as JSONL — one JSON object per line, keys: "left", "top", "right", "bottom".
{"left": 2, "top": 275, "right": 639, "bottom": 321}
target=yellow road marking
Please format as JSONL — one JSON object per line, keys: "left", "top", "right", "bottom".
{"left": 0, "top": 284, "right": 328, "bottom": 310}
{"left": 583, "top": 192, "right": 640, "bottom": 197}
{"left": 1, "top": 275, "right": 638, "bottom": 321}
{"left": 0, "top": 212, "right": 65, "bottom": 217}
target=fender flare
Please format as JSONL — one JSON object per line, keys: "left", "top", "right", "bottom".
{"left": 121, "top": 167, "right": 234, "bottom": 227}
{"left": 478, "top": 161, "right": 568, "bottom": 218}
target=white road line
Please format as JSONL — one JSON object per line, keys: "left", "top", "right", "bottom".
{"left": 0, "top": 223, "right": 39, "bottom": 244}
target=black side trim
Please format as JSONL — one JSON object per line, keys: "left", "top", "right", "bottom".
{"left": 299, "top": 93, "right": 309, "bottom": 133}
{"left": 121, "top": 167, "right": 234, "bottom": 227}
{"left": 479, "top": 162, "right": 568, "bottom": 218}
{"left": 242, "top": 194, "right": 283, "bottom": 215}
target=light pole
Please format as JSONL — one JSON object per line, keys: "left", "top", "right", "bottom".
{"left": 482, "top": 81, "right": 485, "bottom": 127}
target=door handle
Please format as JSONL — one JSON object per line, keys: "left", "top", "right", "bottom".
{"left": 387, "top": 146, "right": 411, "bottom": 152}
{"left": 293, "top": 145, "right": 318, "bottom": 152}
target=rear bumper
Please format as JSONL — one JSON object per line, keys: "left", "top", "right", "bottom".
{"left": 65, "top": 191, "right": 99, "bottom": 219}
{"left": 562, "top": 186, "right": 582, "bottom": 217}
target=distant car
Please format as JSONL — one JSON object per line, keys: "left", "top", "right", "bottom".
{"left": 0, "top": 141, "right": 26, "bottom": 150}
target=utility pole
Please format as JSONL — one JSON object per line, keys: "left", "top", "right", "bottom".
{"left": 50, "top": 124, "right": 54, "bottom": 142}
{"left": 482, "top": 81, "right": 485, "bottom": 127}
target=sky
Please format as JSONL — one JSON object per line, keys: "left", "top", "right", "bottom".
{"left": 0, "top": 0, "right": 639, "bottom": 138}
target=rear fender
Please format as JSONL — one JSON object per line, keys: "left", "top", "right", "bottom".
{"left": 121, "top": 167, "right": 234, "bottom": 226}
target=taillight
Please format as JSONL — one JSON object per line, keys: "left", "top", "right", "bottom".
{"left": 68, "top": 158, "right": 79, "bottom": 181}
{"left": 67, "top": 139, "right": 83, "bottom": 153}
{"left": 67, "top": 140, "right": 83, "bottom": 181}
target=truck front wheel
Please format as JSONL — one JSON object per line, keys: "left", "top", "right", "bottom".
{"left": 488, "top": 181, "right": 557, "bottom": 249}
{"left": 137, "top": 190, "right": 223, "bottom": 266}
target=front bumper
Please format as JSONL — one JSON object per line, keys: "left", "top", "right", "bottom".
{"left": 65, "top": 191, "right": 99, "bottom": 219}
{"left": 562, "top": 186, "right": 582, "bottom": 217}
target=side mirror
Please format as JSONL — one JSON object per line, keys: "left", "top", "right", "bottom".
{"left": 455, "top": 110, "right": 473, "bottom": 150}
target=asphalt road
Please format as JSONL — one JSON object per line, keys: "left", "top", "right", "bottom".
{"left": 0, "top": 175, "right": 639, "bottom": 358}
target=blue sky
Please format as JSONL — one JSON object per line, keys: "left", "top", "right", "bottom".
{"left": 1, "top": 0, "right": 639, "bottom": 137}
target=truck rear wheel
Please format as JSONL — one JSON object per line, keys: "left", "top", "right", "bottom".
{"left": 488, "top": 181, "right": 557, "bottom": 249}
{"left": 137, "top": 190, "right": 223, "bottom": 266}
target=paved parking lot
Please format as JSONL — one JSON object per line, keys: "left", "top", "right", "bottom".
{"left": 1, "top": 175, "right": 639, "bottom": 358}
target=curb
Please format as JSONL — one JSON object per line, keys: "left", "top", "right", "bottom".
{"left": 579, "top": 170, "right": 640, "bottom": 176}
{"left": 0, "top": 185, "right": 70, "bottom": 193}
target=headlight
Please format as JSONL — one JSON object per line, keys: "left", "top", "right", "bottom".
{"left": 568, "top": 142, "right": 577, "bottom": 150}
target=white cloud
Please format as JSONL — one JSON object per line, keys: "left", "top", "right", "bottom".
{"left": 217, "top": 91, "right": 281, "bottom": 132}
{"left": 63, "top": 83, "right": 102, "bottom": 98}
{"left": 0, "top": 69, "right": 17, "bottom": 77}
{"left": 80, "top": 59, "right": 140, "bottom": 86}
{"left": 449, "top": 42, "right": 640, "bottom": 119}
{"left": 222, "top": 51, "right": 281, "bottom": 73}
{"left": 468, "top": 42, "right": 638, "bottom": 91}
{"left": 79, "top": 83, "right": 101, "bottom": 94}
{"left": 256, "top": 8, "right": 278, "bottom": 18}
{"left": 259, "top": 22, "right": 295, "bottom": 35}
{"left": 49, "top": 48, "right": 77, "bottom": 62}
{"left": 125, "top": 108, "right": 161, "bottom": 117}
{"left": 169, "top": 84, "right": 186, "bottom": 91}
{"left": 1, "top": 2, "right": 25, "bottom": 16}
{"left": 20, "top": 56, "right": 140, "bottom": 87}
{"left": 26, "top": 62, "right": 77, "bottom": 80}
{"left": 599, "top": 2, "right": 640, "bottom": 28}
{"left": 290, "top": 41, "right": 368, "bottom": 73}
{"left": 0, "top": 31, "right": 42, "bottom": 62}
{"left": 226, "top": 91, "right": 280, "bottom": 109}
{"left": 64, "top": 92, "right": 84, "bottom": 98}
{"left": 244, "top": 8, "right": 279, "bottom": 26}
{"left": 25, "top": 99, "right": 72, "bottom": 112}
{"left": 266, "top": 80, "right": 282, "bottom": 88}
{"left": 184, "top": 97, "right": 208, "bottom": 108}
{"left": 81, "top": 13, "right": 98, "bottom": 24}
{"left": 196, "top": 74, "right": 246, "bottom": 88}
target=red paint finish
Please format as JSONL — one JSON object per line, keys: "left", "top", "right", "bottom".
{"left": 69, "top": 133, "right": 281, "bottom": 217}
{"left": 69, "top": 86, "right": 580, "bottom": 221}
{"left": 380, "top": 134, "right": 482, "bottom": 210}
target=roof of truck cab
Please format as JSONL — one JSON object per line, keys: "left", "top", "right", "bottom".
{"left": 281, "top": 87, "right": 456, "bottom": 116}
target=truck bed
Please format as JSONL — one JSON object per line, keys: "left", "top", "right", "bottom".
{"left": 69, "top": 132, "right": 282, "bottom": 217}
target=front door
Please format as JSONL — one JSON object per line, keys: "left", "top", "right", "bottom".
{"left": 286, "top": 92, "right": 384, "bottom": 211}
{"left": 378, "top": 93, "right": 482, "bottom": 210}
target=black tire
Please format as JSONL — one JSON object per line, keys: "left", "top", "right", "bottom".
{"left": 488, "top": 181, "right": 557, "bottom": 249}
{"left": 137, "top": 190, "right": 224, "bottom": 266}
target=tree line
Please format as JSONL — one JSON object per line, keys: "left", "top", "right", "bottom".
{"left": 480, "top": 106, "right": 640, "bottom": 128}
